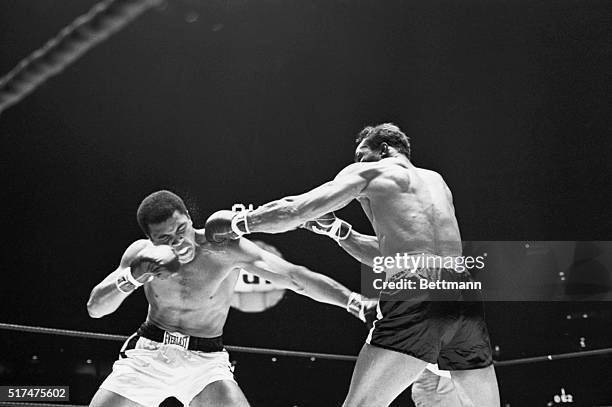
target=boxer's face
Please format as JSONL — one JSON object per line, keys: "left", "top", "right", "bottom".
{"left": 147, "top": 210, "right": 197, "bottom": 264}
{"left": 354, "top": 139, "right": 384, "bottom": 163}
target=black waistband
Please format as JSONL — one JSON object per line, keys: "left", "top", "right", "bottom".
{"left": 134, "top": 321, "right": 224, "bottom": 353}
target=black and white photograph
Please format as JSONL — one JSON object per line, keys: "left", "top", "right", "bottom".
{"left": 0, "top": 0, "right": 610, "bottom": 406}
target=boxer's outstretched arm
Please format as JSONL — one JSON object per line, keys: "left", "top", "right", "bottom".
{"left": 87, "top": 240, "right": 150, "bottom": 318}
{"left": 235, "top": 238, "right": 352, "bottom": 308}
{"left": 247, "top": 162, "right": 383, "bottom": 234}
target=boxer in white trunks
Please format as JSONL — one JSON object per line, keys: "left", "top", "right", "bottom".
{"left": 87, "top": 190, "right": 373, "bottom": 407}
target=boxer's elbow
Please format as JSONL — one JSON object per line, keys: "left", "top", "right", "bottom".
{"left": 287, "top": 266, "right": 310, "bottom": 293}
{"left": 88, "top": 309, "right": 105, "bottom": 319}
{"left": 87, "top": 303, "right": 115, "bottom": 319}
{"left": 86, "top": 288, "right": 109, "bottom": 318}
{"left": 289, "top": 189, "right": 343, "bottom": 224}
{"left": 276, "top": 198, "right": 302, "bottom": 221}
{"left": 279, "top": 197, "right": 322, "bottom": 226}
{"left": 260, "top": 198, "right": 304, "bottom": 230}
{"left": 87, "top": 302, "right": 105, "bottom": 318}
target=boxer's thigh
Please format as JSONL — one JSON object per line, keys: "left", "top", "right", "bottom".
{"left": 189, "top": 380, "right": 250, "bottom": 407}
{"left": 343, "top": 344, "right": 428, "bottom": 407}
{"left": 95, "top": 346, "right": 170, "bottom": 407}
{"left": 438, "top": 301, "right": 493, "bottom": 370}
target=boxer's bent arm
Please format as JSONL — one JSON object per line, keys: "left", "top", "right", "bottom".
{"left": 338, "top": 230, "right": 381, "bottom": 268}
{"left": 86, "top": 240, "right": 149, "bottom": 318}
{"left": 247, "top": 163, "right": 382, "bottom": 234}
{"left": 236, "top": 239, "right": 352, "bottom": 308}
{"left": 86, "top": 268, "right": 133, "bottom": 318}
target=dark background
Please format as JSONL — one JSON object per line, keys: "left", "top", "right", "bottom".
{"left": 0, "top": 0, "right": 611, "bottom": 405}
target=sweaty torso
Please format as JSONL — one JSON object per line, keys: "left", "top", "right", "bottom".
{"left": 142, "top": 233, "right": 241, "bottom": 338}
{"left": 359, "top": 158, "right": 462, "bottom": 258}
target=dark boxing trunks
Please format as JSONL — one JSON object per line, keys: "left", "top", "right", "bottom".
{"left": 367, "top": 267, "right": 493, "bottom": 370}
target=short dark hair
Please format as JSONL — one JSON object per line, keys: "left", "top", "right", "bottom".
{"left": 355, "top": 123, "right": 411, "bottom": 159}
{"left": 137, "top": 190, "right": 188, "bottom": 236}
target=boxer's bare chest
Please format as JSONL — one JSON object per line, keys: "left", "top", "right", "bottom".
{"left": 145, "top": 244, "right": 239, "bottom": 311}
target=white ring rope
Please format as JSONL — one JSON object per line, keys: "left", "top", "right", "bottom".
{"left": 1, "top": 322, "right": 611, "bottom": 366}
{"left": 0, "top": 0, "right": 161, "bottom": 114}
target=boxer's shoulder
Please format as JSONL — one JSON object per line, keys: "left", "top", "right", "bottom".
{"left": 227, "top": 237, "right": 256, "bottom": 257}
{"left": 194, "top": 229, "right": 207, "bottom": 245}
{"left": 336, "top": 160, "right": 387, "bottom": 182}
{"left": 121, "top": 239, "right": 152, "bottom": 261}
{"left": 414, "top": 166, "right": 443, "bottom": 180}
{"left": 378, "top": 161, "right": 445, "bottom": 187}
{"left": 364, "top": 159, "right": 414, "bottom": 189}
{"left": 220, "top": 237, "right": 268, "bottom": 267}
{"left": 127, "top": 238, "right": 151, "bottom": 249}
{"left": 197, "top": 231, "right": 244, "bottom": 256}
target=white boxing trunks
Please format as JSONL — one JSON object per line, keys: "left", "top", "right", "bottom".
{"left": 100, "top": 334, "right": 235, "bottom": 406}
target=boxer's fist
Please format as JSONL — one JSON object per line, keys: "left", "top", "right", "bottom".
{"left": 205, "top": 210, "right": 240, "bottom": 243}
{"left": 347, "top": 293, "right": 378, "bottom": 328}
{"left": 302, "top": 212, "right": 352, "bottom": 242}
{"left": 302, "top": 212, "right": 337, "bottom": 233}
{"left": 131, "top": 245, "right": 180, "bottom": 280}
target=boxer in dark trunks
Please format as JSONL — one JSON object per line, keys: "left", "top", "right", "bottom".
{"left": 205, "top": 123, "right": 500, "bottom": 406}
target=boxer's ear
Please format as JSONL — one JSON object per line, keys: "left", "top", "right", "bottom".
{"left": 380, "top": 142, "right": 390, "bottom": 158}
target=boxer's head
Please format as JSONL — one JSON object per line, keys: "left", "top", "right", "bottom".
{"left": 137, "top": 190, "right": 196, "bottom": 264}
{"left": 354, "top": 123, "right": 411, "bottom": 163}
